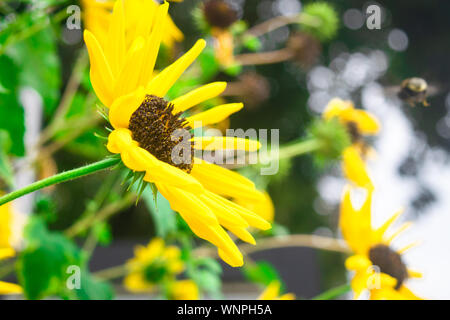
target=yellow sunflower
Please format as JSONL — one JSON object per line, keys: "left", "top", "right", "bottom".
{"left": 169, "top": 279, "right": 199, "bottom": 300}
{"left": 258, "top": 281, "right": 295, "bottom": 300}
{"left": 124, "top": 238, "right": 184, "bottom": 293}
{"left": 340, "top": 186, "right": 422, "bottom": 300}
{"left": 82, "top": 0, "right": 183, "bottom": 50}
{"left": 84, "top": 0, "right": 271, "bottom": 267}
{"left": 0, "top": 203, "right": 22, "bottom": 295}
{"left": 323, "top": 98, "right": 380, "bottom": 190}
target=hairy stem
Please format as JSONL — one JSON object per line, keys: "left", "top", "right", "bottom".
{"left": 0, "top": 157, "right": 121, "bottom": 206}
{"left": 278, "top": 138, "right": 323, "bottom": 160}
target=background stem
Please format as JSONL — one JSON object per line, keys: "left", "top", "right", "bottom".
{"left": 312, "top": 283, "right": 352, "bottom": 300}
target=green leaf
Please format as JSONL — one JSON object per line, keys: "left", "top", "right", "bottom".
{"left": 0, "top": 81, "right": 9, "bottom": 94}
{"left": 0, "top": 130, "right": 14, "bottom": 187}
{"left": 242, "top": 35, "right": 262, "bottom": 52}
{"left": 223, "top": 63, "right": 242, "bottom": 77}
{"left": 72, "top": 272, "right": 114, "bottom": 300}
{"left": 197, "top": 47, "right": 220, "bottom": 82}
{"left": 0, "top": 55, "right": 25, "bottom": 156}
{"left": 262, "top": 222, "right": 290, "bottom": 237}
{"left": 18, "top": 217, "right": 114, "bottom": 300}
{"left": 6, "top": 25, "right": 61, "bottom": 116}
{"left": 142, "top": 188, "right": 177, "bottom": 238}
{"left": 92, "top": 222, "right": 112, "bottom": 246}
{"left": 190, "top": 269, "right": 222, "bottom": 298}
{"left": 242, "top": 261, "right": 281, "bottom": 287}
{"left": 18, "top": 218, "right": 82, "bottom": 300}
{"left": 194, "top": 257, "right": 223, "bottom": 275}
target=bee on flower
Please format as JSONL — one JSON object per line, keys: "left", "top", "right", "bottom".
{"left": 84, "top": 0, "right": 271, "bottom": 267}
{"left": 340, "top": 186, "right": 423, "bottom": 300}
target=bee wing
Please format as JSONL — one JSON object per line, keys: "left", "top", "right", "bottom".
{"left": 383, "top": 85, "right": 401, "bottom": 96}
{"left": 426, "top": 84, "right": 440, "bottom": 97}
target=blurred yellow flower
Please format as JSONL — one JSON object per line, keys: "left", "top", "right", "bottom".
{"left": 202, "top": 0, "right": 239, "bottom": 67}
{"left": 323, "top": 98, "right": 380, "bottom": 190}
{"left": 170, "top": 279, "right": 199, "bottom": 300}
{"left": 340, "top": 186, "right": 422, "bottom": 300}
{"left": 212, "top": 28, "right": 235, "bottom": 67}
{"left": 0, "top": 203, "right": 22, "bottom": 295}
{"left": 84, "top": 0, "right": 271, "bottom": 267}
{"left": 124, "top": 238, "right": 184, "bottom": 293}
{"left": 258, "top": 281, "right": 295, "bottom": 300}
{"left": 82, "top": 0, "right": 183, "bottom": 50}
{"left": 0, "top": 203, "right": 13, "bottom": 249}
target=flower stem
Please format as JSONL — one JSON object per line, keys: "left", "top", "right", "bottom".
{"left": 94, "top": 264, "right": 129, "bottom": 281}
{"left": 278, "top": 138, "right": 323, "bottom": 160}
{"left": 246, "top": 13, "right": 321, "bottom": 38}
{"left": 0, "top": 157, "right": 121, "bottom": 206}
{"left": 65, "top": 192, "right": 136, "bottom": 238}
{"left": 312, "top": 283, "right": 352, "bottom": 300}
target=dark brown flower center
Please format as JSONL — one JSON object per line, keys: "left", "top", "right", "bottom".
{"left": 369, "top": 244, "right": 408, "bottom": 290}
{"left": 346, "top": 121, "right": 362, "bottom": 144}
{"left": 129, "top": 95, "right": 194, "bottom": 172}
{"left": 287, "top": 31, "right": 322, "bottom": 69}
{"left": 203, "top": 0, "right": 238, "bottom": 29}
{"left": 346, "top": 121, "right": 372, "bottom": 157}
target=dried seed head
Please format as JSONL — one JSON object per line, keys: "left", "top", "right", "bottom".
{"left": 287, "top": 32, "right": 322, "bottom": 69}
{"left": 203, "top": 0, "right": 238, "bottom": 29}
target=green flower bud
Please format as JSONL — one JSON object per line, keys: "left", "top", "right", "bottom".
{"left": 308, "top": 117, "right": 351, "bottom": 165}
{"left": 301, "top": 2, "right": 339, "bottom": 41}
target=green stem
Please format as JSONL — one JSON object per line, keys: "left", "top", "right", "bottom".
{"left": 94, "top": 264, "right": 129, "bottom": 281}
{"left": 0, "top": 157, "right": 121, "bottom": 206}
{"left": 312, "top": 283, "right": 351, "bottom": 300}
{"left": 65, "top": 192, "right": 136, "bottom": 238}
{"left": 278, "top": 138, "right": 323, "bottom": 160}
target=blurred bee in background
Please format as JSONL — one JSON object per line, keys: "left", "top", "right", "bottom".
{"left": 397, "top": 77, "right": 431, "bottom": 107}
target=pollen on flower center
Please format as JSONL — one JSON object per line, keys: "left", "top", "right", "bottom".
{"left": 369, "top": 244, "right": 408, "bottom": 290}
{"left": 129, "top": 95, "right": 194, "bottom": 172}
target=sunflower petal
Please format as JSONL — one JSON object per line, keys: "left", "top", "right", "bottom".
{"left": 146, "top": 39, "right": 206, "bottom": 97}
{"left": 171, "top": 82, "right": 227, "bottom": 113}
{"left": 109, "top": 87, "right": 146, "bottom": 129}
{"left": 342, "top": 146, "right": 374, "bottom": 190}
{"left": 105, "top": 0, "right": 126, "bottom": 77}
{"left": 192, "top": 136, "right": 261, "bottom": 151}
{"left": 186, "top": 103, "right": 243, "bottom": 128}
{"left": 84, "top": 30, "right": 115, "bottom": 106}
{"left": 345, "top": 255, "right": 372, "bottom": 271}
{"left": 137, "top": 2, "right": 169, "bottom": 87}
{"left": 0, "top": 281, "right": 22, "bottom": 295}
